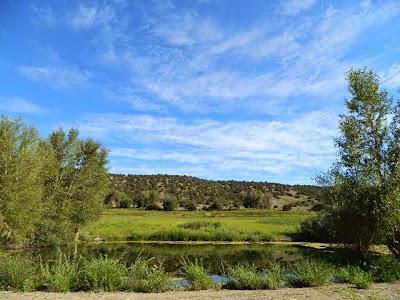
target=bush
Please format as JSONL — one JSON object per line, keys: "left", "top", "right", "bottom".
{"left": 185, "top": 202, "right": 197, "bottom": 211}
{"left": 334, "top": 265, "right": 372, "bottom": 289}
{"left": 263, "top": 263, "right": 287, "bottom": 290}
{"left": 81, "top": 257, "right": 126, "bottom": 291}
{"left": 282, "top": 204, "right": 292, "bottom": 211}
{"left": 146, "top": 203, "right": 161, "bottom": 211}
{"left": 124, "top": 256, "right": 171, "bottom": 292}
{"left": 0, "top": 256, "right": 38, "bottom": 292}
{"left": 289, "top": 260, "right": 334, "bottom": 287}
{"left": 41, "top": 254, "right": 80, "bottom": 292}
{"left": 295, "top": 213, "right": 337, "bottom": 243}
{"left": 224, "top": 265, "right": 265, "bottom": 290}
{"left": 181, "top": 259, "right": 214, "bottom": 290}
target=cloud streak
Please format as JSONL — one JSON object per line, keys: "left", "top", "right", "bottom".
{"left": 0, "top": 97, "right": 49, "bottom": 114}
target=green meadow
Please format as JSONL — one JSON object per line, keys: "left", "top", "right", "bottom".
{"left": 81, "top": 209, "right": 313, "bottom": 242}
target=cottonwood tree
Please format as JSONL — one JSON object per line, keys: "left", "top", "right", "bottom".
{"left": 41, "top": 128, "right": 109, "bottom": 245}
{"left": 319, "top": 68, "right": 400, "bottom": 258}
{"left": 0, "top": 116, "right": 46, "bottom": 244}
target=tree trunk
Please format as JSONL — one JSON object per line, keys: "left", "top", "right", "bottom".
{"left": 73, "top": 229, "right": 80, "bottom": 259}
{"left": 387, "top": 231, "right": 400, "bottom": 259}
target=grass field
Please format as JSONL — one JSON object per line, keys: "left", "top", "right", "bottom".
{"left": 81, "top": 209, "right": 314, "bottom": 242}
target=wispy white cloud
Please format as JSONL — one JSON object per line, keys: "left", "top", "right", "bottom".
{"left": 152, "top": 10, "right": 223, "bottom": 46}
{"left": 69, "top": 2, "right": 116, "bottom": 30}
{"left": 77, "top": 111, "right": 337, "bottom": 179}
{"left": 18, "top": 65, "right": 91, "bottom": 89}
{"left": 281, "top": 0, "right": 317, "bottom": 16}
{"left": 31, "top": 4, "right": 56, "bottom": 26}
{"left": 0, "top": 97, "right": 49, "bottom": 114}
{"left": 381, "top": 64, "right": 400, "bottom": 89}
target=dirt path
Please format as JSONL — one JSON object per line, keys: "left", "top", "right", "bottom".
{"left": 1, "top": 283, "right": 399, "bottom": 300}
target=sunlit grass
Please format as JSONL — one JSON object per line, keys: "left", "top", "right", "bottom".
{"left": 82, "top": 209, "right": 313, "bottom": 242}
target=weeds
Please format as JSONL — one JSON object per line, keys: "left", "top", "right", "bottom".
{"left": 124, "top": 256, "right": 171, "bottom": 292}
{"left": 81, "top": 257, "right": 126, "bottom": 291}
{"left": 262, "top": 263, "right": 287, "bottom": 289}
{"left": 0, "top": 256, "right": 38, "bottom": 291}
{"left": 41, "top": 254, "right": 80, "bottom": 292}
{"left": 181, "top": 259, "right": 214, "bottom": 290}
{"left": 224, "top": 265, "right": 266, "bottom": 290}
{"left": 289, "top": 259, "right": 334, "bottom": 287}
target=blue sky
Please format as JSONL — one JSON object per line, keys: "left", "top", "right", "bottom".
{"left": 1, "top": 0, "right": 399, "bottom": 184}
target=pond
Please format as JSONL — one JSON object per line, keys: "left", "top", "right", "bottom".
{"left": 20, "top": 242, "right": 318, "bottom": 275}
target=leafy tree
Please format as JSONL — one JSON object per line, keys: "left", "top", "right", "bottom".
{"left": 40, "top": 128, "right": 109, "bottom": 245}
{"left": 0, "top": 116, "right": 46, "bottom": 244}
{"left": 317, "top": 68, "right": 400, "bottom": 258}
{"left": 105, "top": 190, "right": 132, "bottom": 208}
{"left": 161, "top": 193, "right": 178, "bottom": 211}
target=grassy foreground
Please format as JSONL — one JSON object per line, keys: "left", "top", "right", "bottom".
{"left": 81, "top": 209, "right": 313, "bottom": 242}
{"left": 1, "top": 254, "right": 399, "bottom": 292}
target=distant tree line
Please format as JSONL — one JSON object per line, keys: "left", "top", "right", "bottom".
{"left": 0, "top": 116, "right": 109, "bottom": 247}
{"left": 105, "top": 174, "right": 323, "bottom": 211}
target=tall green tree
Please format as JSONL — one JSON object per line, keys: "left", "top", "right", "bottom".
{"left": 40, "top": 128, "right": 109, "bottom": 245}
{"left": 0, "top": 116, "right": 46, "bottom": 244}
{"left": 318, "top": 68, "right": 400, "bottom": 258}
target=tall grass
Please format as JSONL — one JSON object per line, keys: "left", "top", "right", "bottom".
{"left": 0, "top": 256, "right": 38, "bottom": 292}
{"left": 334, "top": 265, "right": 372, "bottom": 289}
{"left": 288, "top": 259, "right": 334, "bottom": 287}
{"left": 124, "top": 256, "right": 171, "bottom": 292}
{"left": 41, "top": 254, "right": 80, "bottom": 292}
{"left": 0, "top": 253, "right": 397, "bottom": 292}
{"left": 224, "top": 265, "right": 266, "bottom": 290}
{"left": 262, "top": 263, "right": 287, "bottom": 289}
{"left": 81, "top": 257, "right": 126, "bottom": 291}
{"left": 82, "top": 209, "right": 310, "bottom": 242}
{"left": 181, "top": 259, "right": 214, "bottom": 290}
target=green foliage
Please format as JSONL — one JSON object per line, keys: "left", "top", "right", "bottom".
{"left": 334, "top": 265, "right": 372, "bottom": 288}
{"left": 0, "top": 256, "right": 39, "bottom": 291}
{"left": 181, "top": 259, "right": 214, "bottom": 290}
{"left": 105, "top": 190, "right": 132, "bottom": 208}
{"left": 185, "top": 202, "right": 197, "bottom": 211}
{"left": 41, "top": 254, "right": 80, "bottom": 292}
{"left": 179, "top": 221, "right": 222, "bottom": 230}
{"left": 224, "top": 265, "right": 266, "bottom": 290}
{"left": 42, "top": 128, "right": 109, "bottom": 244}
{"left": 262, "top": 263, "right": 287, "bottom": 290}
{"left": 0, "top": 116, "right": 109, "bottom": 247}
{"left": 161, "top": 193, "right": 178, "bottom": 211}
{"left": 124, "top": 256, "right": 171, "bottom": 292}
{"left": 110, "top": 174, "right": 323, "bottom": 209}
{"left": 243, "top": 191, "right": 271, "bottom": 209}
{"left": 81, "top": 257, "right": 125, "bottom": 291}
{"left": 0, "top": 116, "right": 46, "bottom": 244}
{"left": 289, "top": 259, "right": 334, "bottom": 287}
{"left": 312, "top": 68, "right": 400, "bottom": 258}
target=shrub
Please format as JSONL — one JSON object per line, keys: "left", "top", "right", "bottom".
{"left": 146, "top": 203, "right": 161, "bottom": 211}
{"left": 289, "top": 260, "right": 334, "bottom": 287}
{"left": 335, "top": 265, "right": 372, "bottom": 289}
{"left": 262, "top": 263, "right": 287, "bottom": 289}
{"left": 81, "top": 257, "right": 125, "bottom": 291}
{"left": 282, "top": 204, "right": 292, "bottom": 211}
{"left": 124, "top": 256, "right": 171, "bottom": 292}
{"left": 181, "top": 259, "right": 214, "bottom": 290}
{"left": 41, "top": 254, "right": 80, "bottom": 292}
{"left": 224, "top": 265, "right": 265, "bottom": 290}
{"left": 0, "top": 256, "right": 38, "bottom": 292}
{"left": 185, "top": 202, "right": 197, "bottom": 211}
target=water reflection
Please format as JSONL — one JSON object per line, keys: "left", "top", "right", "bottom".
{"left": 25, "top": 242, "right": 306, "bottom": 274}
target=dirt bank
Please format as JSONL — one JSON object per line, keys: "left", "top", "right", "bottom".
{"left": 1, "top": 283, "right": 399, "bottom": 300}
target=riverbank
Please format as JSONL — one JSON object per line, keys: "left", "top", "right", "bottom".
{"left": 1, "top": 283, "right": 399, "bottom": 300}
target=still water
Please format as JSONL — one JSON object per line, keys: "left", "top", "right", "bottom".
{"left": 23, "top": 242, "right": 314, "bottom": 274}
